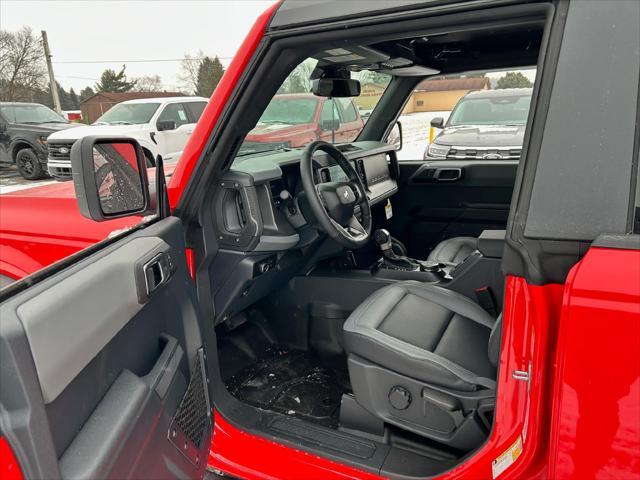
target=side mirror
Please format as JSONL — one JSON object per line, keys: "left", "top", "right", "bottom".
{"left": 71, "top": 136, "right": 151, "bottom": 221}
{"left": 0, "top": 123, "right": 7, "bottom": 133}
{"left": 388, "top": 121, "right": 403, "bottom": 151}
{"left": 156, "top": 120, "right": 176, "bottom": 131}
{"left": 321, "top": 118, "right": 341, "bottom": 132}
{"left": 430, "top": 117, "right": 445, "bottom": 129}
{"left": 311, "top": 78, "right": 361, "bottom": 98}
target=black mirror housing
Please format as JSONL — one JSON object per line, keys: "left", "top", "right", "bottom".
{"left": 389, "top": 121, "right": 403, "bottom": 151}
{"left": 71, "top": 136, "right": 151, "bottom": 222}
{"left": 157, "top": 120, "right": 176, "bottom": 131}
{"left": 311, "top": 78, "right": 361, "bottom": 98}
{"left": 430, "top": 117, "right": 445, "bottom": 129}
{"left": 0, "top": 123, "right": 7, "bottom": 133}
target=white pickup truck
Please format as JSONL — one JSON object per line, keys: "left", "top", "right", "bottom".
{"left": 46, "top": 96, "right": 208, "bottom": 179}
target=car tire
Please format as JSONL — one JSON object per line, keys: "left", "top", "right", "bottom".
{"left": 16, "top": 148, "right": 47, "bottom": 180}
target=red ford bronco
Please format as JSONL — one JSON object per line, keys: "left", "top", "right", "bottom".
{"left": 1, "top": 1, "right": 639, "bottom": 479}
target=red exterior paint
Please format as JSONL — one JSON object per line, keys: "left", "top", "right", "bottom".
{"left": 548, "top": 246, "right": 640, "bottom": 479}
{"left": 209, "top": 277, "right": 569, "bottom": 479}
{"left": 0, "top": 165, "right": 174, "bottom": 280}
{"left": 167, "top": 1, "right": 282, "bottom": 207}
{"left": 0, "top": 437, "right": 25, "bottom": 480}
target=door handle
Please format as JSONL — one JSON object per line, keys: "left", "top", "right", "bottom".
{"left": 186, "top": 128, "right": 195, "bottom": 134}
{"left": 143, "top": 252, "right": 172, "bottom": 297}
{"left": 434, "top": 168, "right": 463, "bottom": 182}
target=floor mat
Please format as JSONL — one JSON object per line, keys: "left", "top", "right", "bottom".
{"left": 225, "top": 347, "right": 350, "bottom": 428}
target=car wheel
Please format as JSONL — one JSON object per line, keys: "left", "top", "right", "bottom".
{"left": 16, "top": 149, "right": 46, "bottom": 180}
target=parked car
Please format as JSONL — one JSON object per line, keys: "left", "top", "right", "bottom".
{"left": 0, "top": 2, "right": 639, "bottom": 480}
{"left": 0, "top": 102, "right": 81, "bottom": 179}
{"left": 242, "top": 93, "right": 364, "bottom": 151}
{"left": 46, "top": 96, "right": 208, "bottom": 179}
{"left": 424, "top": 88, "right": 532, "bottom": 160}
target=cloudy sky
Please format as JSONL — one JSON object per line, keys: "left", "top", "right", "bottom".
{"left": 0, "top": 0, "right": 274, "bottom": 92}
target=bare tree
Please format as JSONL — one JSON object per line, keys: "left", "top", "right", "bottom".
{"left": 178, "top": 50, "right": 205, "bottom": 94}
{"left": 134, "top": 74, "right": 163, "bottom": 92}
{"left": 0, "top": 27, "right": 47, "bottom": 101}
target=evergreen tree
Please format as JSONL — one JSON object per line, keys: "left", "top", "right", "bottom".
{"left": 95, "top": 65, "right": 136, "bottom": 92}
{"left": 495, "top": 72, "right": 532, "bottom": 89}
{"left": 69, "top": 88, "right": 80, "bottom": 109}
{"left": 79, "top": 86, "right": 95, "bottom": 102}
{"left": 195, "top": 56, "right": 225, "bottom": 97}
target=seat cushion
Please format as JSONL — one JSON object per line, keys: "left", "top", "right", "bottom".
{"left": 343, "top": 281, "right": 496, "bottom": 391}
{"left": 427, "top": 237, "right": 477, "bottom": 265}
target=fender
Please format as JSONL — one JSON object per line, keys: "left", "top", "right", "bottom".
{"left": 9, "top": 137, "right": 42, "bottom": 161}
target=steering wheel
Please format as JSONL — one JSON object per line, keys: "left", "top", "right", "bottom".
{"left": 300, "top": 141, "right": 372, "bottom": 248}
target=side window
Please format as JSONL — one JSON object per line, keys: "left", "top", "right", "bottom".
{"left": 185, "top": 102, "right": 207, "bottom": 123}
{"left": 157, "top": 103, "right": 189, "bottom": 128}
{"left": 336, "top": 98, "right": 358, "bottom": 123}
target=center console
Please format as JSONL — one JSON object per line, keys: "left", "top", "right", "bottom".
{"left": 367, "top": 229, "right": 507, "bottom": 309}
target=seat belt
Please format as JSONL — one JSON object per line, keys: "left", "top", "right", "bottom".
{"left": 475, "top": 286, "right": 498, "bottom": 318}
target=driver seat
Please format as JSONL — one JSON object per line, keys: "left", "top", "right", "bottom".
{"left": 343, "top": 281, "right": 501, "bottom": 450}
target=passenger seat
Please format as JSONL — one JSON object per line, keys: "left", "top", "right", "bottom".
{"left": 427, "top": 237, "right": 477, "bottom": 266}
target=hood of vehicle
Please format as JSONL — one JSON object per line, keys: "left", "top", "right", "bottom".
{"left": 245, "top": 122, "right": 315, "bottom": 140}
{"left": 47, "top": 123, "right": 148, "bottom": 141}
{"left": 13, "top": 122, "right": 82, "bottom": 135}
{"left": 434, "top": 124, "right": 526, "bottom": 147}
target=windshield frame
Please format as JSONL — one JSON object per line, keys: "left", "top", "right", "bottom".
{"left": 0, "top": 104, "right": 68, "bottom": 124}
{"left": 94, "top": 102, "right": 161, "bottom": 126}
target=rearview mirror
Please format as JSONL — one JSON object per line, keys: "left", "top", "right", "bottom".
{"left": 311, "top": 78, "right": 361, "bottom": 98}
{"left": 157, "top": 120, "right": 176, "bottom": 131}
{"left": 71, "top": 136, "right": 151, "bottom": 221}
{"left": 430, "top": 117, "right": 445, "bottom": 129}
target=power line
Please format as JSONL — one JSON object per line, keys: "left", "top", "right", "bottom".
{"left": 52, "top": 57, "right": 233, "bottom": 64}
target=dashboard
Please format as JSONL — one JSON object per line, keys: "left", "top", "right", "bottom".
{"left": 212, "top": 141, "right": 399, "bottom": 253}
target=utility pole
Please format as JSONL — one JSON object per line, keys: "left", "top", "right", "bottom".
{"left": 41, "top": 30, "right": 62, "bottom": 114}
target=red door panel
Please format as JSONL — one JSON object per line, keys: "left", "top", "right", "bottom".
{"left": 549, "top": 245, "right": 640, "bottom": 479}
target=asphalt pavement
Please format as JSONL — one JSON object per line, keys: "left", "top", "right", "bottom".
{"left": 0, "top": 165, "right": 58, "bottom": 194}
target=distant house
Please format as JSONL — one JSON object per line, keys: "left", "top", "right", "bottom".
{"left": 80, "top": 91, "right": 186, "bottom": 123}
{"left": 353, "top": 83, "right": 388, "bottom": 113}
{"left": 403, "top": 77, "right": 491, "bottom": 114}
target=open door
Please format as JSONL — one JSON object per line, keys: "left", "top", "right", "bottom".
{"left": 0, "top": 143, "right": 211, "bottom": 479}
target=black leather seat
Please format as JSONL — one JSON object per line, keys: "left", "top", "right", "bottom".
{"left": 427, "top": 236, "right": 477, "bottom": 266}
{"left": 343, "top": 281, "right": 501, "bottom": 449}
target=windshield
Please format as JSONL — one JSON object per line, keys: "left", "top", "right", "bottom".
{"left": 448, "top": 94, "right": 532, "bottom": 126}
{"left": 0, "top": 104, "right": 67, "bottom": 124}
{"left": 95, "top": 102, "right": 160, "bottom": 125}
{"left": 233, "top": 57, "right": 391, "bottom": 164}
{"left": 259, "top": 97, "right": 318, "bottom": 125}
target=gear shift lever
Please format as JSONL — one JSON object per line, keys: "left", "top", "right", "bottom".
{"left": 374, "top": 229, "right": 393, "bottom": 252}
{"left": 374, "top": 229, "right": 420, "bottom": 271}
